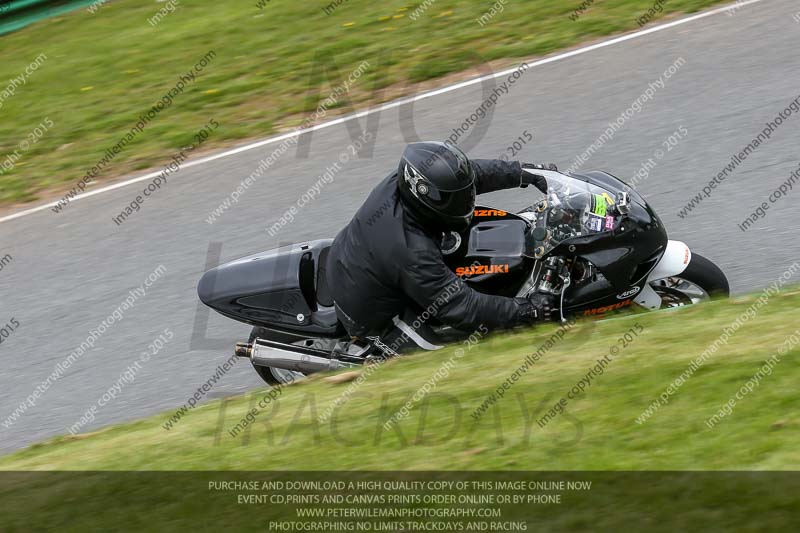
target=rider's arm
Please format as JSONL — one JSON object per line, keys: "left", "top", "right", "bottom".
{"left": 472, "top": 159, "right": 523, "bottom": 195}
{"left": 472, "top": 159, "right": 548, "bottom": 195}
{"left": 399, "top": 242, "right": 538, "bottom": 332}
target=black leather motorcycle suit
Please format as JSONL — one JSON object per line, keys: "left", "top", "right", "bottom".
{"left": 326, "top": 159, "right": 539, "bottom": 339}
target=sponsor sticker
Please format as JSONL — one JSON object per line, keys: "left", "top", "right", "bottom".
{"left": 587, "top": 216, "right": 603, "bottom": 232}
{"left": 583, "top": 299, "right": 633, "bottom": 316}
{"left": 591, "top": 194, "right": 607, "bottom": 216}
{"left": 605, "top": 215, "right": 615, "bottom": 230}
{"left": 617, "top": 286, "right": 641, "bottom": 299}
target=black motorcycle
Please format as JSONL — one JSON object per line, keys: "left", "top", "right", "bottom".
{"left": 198, "top": 168, "right": 729, "bottom": 385}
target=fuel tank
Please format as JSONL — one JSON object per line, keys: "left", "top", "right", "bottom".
{"left": 442, "top": 206, "right": 533, "bottom": 297}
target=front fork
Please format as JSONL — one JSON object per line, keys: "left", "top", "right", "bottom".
{"left": 516, "top": 255, "right": 573, "bottom": 322}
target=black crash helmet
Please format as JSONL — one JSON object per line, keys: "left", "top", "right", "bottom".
{"left": 397, "top": 141, "right": 476, "bottom": 231}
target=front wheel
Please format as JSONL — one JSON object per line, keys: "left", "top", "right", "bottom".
{"left": 649, "top": 253, "right": 729, "bottom": 308}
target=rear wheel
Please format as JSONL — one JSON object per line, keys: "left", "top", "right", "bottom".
{"left": 650, "top": 253, "right": 729, "bottom": 308}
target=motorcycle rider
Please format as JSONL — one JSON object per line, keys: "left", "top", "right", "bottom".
{"left": 325, "top": 141, "right": 557, "bottom": 356}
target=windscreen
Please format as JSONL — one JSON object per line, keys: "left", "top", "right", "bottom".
{"left": 529, "top": 173, "right": 618, "bottom": 256}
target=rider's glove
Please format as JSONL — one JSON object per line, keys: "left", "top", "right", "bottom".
{"left": 516, "top": 292, "right": 558, "bottom": 323}
{"left": 520, "top": 163, "right": 557, "bottom": 193}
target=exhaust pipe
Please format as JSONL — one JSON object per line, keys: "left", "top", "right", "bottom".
{"left": 235, "top": 339, "right": 356, "bottom": 374}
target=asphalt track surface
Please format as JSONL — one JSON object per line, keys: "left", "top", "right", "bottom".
{"left": 1, "top": 0, "right": 798, "bottom": 453}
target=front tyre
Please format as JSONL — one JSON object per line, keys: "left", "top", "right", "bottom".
{"left": 650, "top": 253, "right": 729, "bottom": 308}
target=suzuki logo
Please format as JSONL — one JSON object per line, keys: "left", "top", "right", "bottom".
{"left": 473, "top": 209, "right": 508, "bottom": 217}
{"left": 455, "top": 264, "right": 509, "bottom": 277}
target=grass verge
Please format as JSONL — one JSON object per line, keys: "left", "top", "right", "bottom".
{"left": 0, "top": 288, "right": 798, "bottom": 530}
{"left": 0, "top": 0, "right": 733, "bottom": 206}
{"left": 2, "top": 287, "right": 798, "bottom": 471}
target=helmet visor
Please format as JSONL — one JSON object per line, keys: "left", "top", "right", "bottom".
{"left": 423, "top": 182, "right": 476, "bottom": 219}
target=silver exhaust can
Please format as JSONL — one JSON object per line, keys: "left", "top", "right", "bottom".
{"left": 238, "top": 339, "right": 355, "bottom": 374}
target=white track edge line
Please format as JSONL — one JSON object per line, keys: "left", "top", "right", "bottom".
{"left": 0, "top": 0, "right": 764, "bottom": 225}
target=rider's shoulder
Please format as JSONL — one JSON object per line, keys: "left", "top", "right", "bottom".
{"left": 400, "top": 228, "right": 441, "bottom": 263}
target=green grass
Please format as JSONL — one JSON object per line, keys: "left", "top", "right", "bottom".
{"left": 1, "top": 290, "right": 799, "bottom": 530}
{"left": 0, "top": 0, "right": 732, "bottom": 205}
{"left": 3, "top": 287, "right": 799, "bottom": 471}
